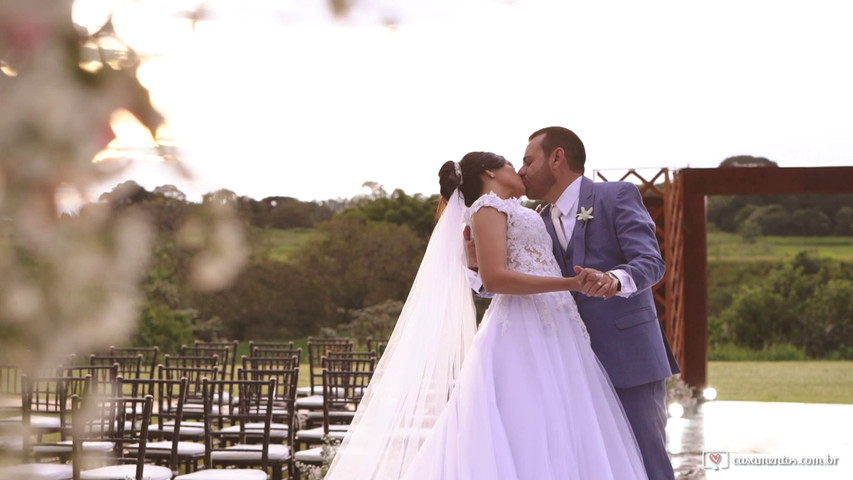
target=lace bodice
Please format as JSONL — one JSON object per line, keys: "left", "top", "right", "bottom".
{"left": 465, "top": 193, "right": 562, "bottom": 277}
{"left": 466, "top": 193, "right": 591, "bottom": 342}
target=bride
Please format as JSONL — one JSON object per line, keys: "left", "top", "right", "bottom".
{"left": 324, "top": 152, "right": 647, "bottom": 479}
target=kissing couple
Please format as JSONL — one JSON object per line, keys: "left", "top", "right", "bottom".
{"left": 326, "top": 127, "right": 680, "bottom": 479}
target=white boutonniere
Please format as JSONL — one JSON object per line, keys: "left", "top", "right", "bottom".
{"left": 576, "top": 206, "right": 594, "bottom": 224}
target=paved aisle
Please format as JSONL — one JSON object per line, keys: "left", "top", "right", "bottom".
{"left": 668, "top": 401, "right": 853, "bottom": 479}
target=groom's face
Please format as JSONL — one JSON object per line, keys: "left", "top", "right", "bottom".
{"left": 519, "top": 134, "right": 555, "bottom": 201}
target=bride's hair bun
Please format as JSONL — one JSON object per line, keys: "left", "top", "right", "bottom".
{"left": 437, "top": 152, "right": 507, "bottom": 207}
{"left": 438, "top": 161, "right": 462, "bottom": 200}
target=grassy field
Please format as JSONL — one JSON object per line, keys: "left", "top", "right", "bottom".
{"left": 708, "top": 361, "right": 853, "bottom": 404}
{"left": 256, "top": 227, "right": 322, "bottom": 261}
{"left": 240, "top": 337, "right": 853, "bottom": 403}
{"left": 707, "top": 231, "right": 853, "bottom": 261}
{"left": 256, "top": 228, "right": 853, "bottom": 263}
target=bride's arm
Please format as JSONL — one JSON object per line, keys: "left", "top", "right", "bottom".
{"left": 472, "top": 207, "right": 583, "bottom": 295}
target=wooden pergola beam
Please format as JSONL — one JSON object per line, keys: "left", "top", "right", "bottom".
{"left": 677, "top": 166, "right": 853, "bottom": 389}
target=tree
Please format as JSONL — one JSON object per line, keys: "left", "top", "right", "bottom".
{"left": 290, "top": 215, "right": 426, "bottom": 328}
{"left": 342, "top": 188, "right": 439, "bottom": 238}
{"left": 749, "top": 204, "right": 792, "bottom": 235}
{"left": 738, "top": 220, "right": 761, "bottom": 243}
{"left": 834, "top": 207, "right": 853, "bottom": 236}
{"left": 801, "top": 279, "right": 853, "bottom": 358}
{"left": 719, "top": 155, "right": 779, "bottom": 167}
{"left": 790, "top": 208, "right": 831, "bottom": 236}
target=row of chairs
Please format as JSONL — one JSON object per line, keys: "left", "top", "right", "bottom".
{"left": 0, "top": 337, "right": 384, "bottom": 479}
{"left": 1, "top": 375, "right": 291, "bottom": 479}
{"left": 97, "top": 337, "right": 384, "bottom": 388}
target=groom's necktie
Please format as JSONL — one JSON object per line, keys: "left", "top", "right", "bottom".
{"left": 550, "top": 205, "right": 569, "bottom": 251}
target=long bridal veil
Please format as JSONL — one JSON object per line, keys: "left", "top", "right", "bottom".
{"left": 324, "top": 190, "right": 476, "bottom": 479}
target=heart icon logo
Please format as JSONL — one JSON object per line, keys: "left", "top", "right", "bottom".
{"left": 709, "top": 453, "right": 721, "bottom": 464}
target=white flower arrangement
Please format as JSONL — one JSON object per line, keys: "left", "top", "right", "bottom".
{"left": 295, "top": 434, "right": 341, "bottom": 480}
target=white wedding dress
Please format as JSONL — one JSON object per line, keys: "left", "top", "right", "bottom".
{"left": 325, "top": 192, "right": 647, "bottom": 480}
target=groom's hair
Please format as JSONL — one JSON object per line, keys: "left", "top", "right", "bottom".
{"left": 529, "top": 127, "right": 585, "bottom": 174}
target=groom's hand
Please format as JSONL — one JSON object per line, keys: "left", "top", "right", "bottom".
{"left": 574, "top": 266, "right": 619, "bottom": 299}
{"left": 463, "top": 225, "right": 478, "bottom": 271}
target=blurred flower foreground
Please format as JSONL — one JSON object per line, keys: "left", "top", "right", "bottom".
{"left": 0, "top": 0, "right": 246, "bottom": 370}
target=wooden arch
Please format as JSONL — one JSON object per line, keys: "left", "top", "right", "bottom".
{"left": 595, "top": 166, "right": 853, "bottom": 390}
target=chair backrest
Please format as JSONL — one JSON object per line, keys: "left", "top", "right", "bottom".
{"left": 0, "top": 364, "right": 23, "bottom": 416}
{"left": 71, "top": 393, "right": 154, "bottom": 480}
{"left": 248, "top": 340, "right": 294, "bottom": 352}
{"left": 119, "top": 376, "right": 188, "bottom": 472}
{"left": 322, "top": 356, "right": 376, "bottom": 373}
{"left": 56, "top": 364, "right": 118, "bottom": 396}
{"left": 157, "top": 365, "right": 218, "bottom": 417}
{"left": 109, "top": 346, "right": 159, "bottom": 378}
{"left": 89, "top": 354, "right": 143, "bottom": 380}
{"left": 325, "top": 351, "right": 377, "bottom": 361}
{"left": 200, "top": 378, "right": 276, "bottom": 469}
{"left": 181, "top": 345, "right": 232, "bottom": 380}
{"left": 191, "top": 341, "right": 239, "bottom": 379}
{"left": 164, "top": 354, "right": 220, "bottom": 370}
{"left": 194, "top": 340, "right": 239, "bottom": 354}
{"left": 306, "top": 338, "right": 353, "bottom": 391}
{"left": 322, "top": 370, "right": 372, "bottom": 433}
{"left": 237, "top": 368, "right": 299, "bottom": 446}
{"left": 21, "top": 374, "right": 93, "bottom": 446}
{"left": 251, "top": 347, "right": 303, "bottom": 364}
{"left": 366, "top": 338, "right": 388, "bottom": 359}
{"left": 241, "top": 355, "right": 299, "bottom": 371}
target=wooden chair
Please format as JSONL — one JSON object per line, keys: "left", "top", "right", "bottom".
{"left": 56, "top": 365, "right": 119, "bottom": 405}
{"left": 174, "top": 377, "right": 287, "bottom": 480}
{"left": 366, "top": 337, "right": 388, "bottom": 359}
{"left": 0, "top": 363, "right": 23, "bottom": 419}
{"left": 297, "top": 356, "right": 374, "bottom": 439}
{"left": 156, "top": 365, "right": 219, "bottom": 430}
{"left": 164, "top": 354, "right": 220, "bottom": 371}
{"left": 237, "top": 367, "right": 299, "bottom": 472}
{"left": 0, "top": 375, "right": 92, "bottom": 478}
{"left": 248, "top": 340, "right": 294, "bottom": 352}
{"left": 324, "top": 351, "right": 377, "bottom": 366}
{"left": 109, "top": 346, "right": 159, "bottom": 378}
{"left": 183, "top": 344, "right": 234, "bottom": 381}
{"left": 294, "top": 370, "right": 373, "bottom": 468}
{"left": 300, "top": 338, "right": 353, "bottom": 398}
{"left": 193, "top": 340, "right": 239, "bottom": 377}
{"left": 0, "top": 364, "right": 24, "bottom": 459}
{"left": 123, "top": 377, "right": 205, "bottom": 475}
{"left": 251, "top": 347, "right": 303, "bottom": 365}
{"left": 19, "top": 374, "right": 93, "bottom": 441}
{"left": 71, "top": 393, "right": 173, "bottom": 480}
{"left": 241, "top": 355, "right": 299, "bottom": 372}
{"left": 89, "top": 354, "right": 143, "bottom": 381}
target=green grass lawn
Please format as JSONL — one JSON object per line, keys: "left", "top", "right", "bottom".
{"left": 255, "top": 227, "right": 322, "bottom": 262}
{"left": 255, "top": 228, "right": 853, "bottom": 263}
{"left": 707, "top": 231, "right": 853, "bottom": 261}
{"left": 708, "top": 361, "right": 853, "bottom": 404}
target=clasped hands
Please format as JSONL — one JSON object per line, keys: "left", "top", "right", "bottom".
{"left": 464, "top": 225, "right": 619, "bottom": 299}
{"left": 572, "top": 266, "right": 620, "bottom": 300}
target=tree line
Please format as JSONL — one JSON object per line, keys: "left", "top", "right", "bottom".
{"left": 706, "top": 156, "right": 853, "bottom": 237}
{"left": 87, "top": 169, "right": 852, "bottom": 357}
{"left": 87, "top": 181, "right": 438, "bottom": 351}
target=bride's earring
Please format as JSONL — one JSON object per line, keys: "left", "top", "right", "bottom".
{"left": 487, "top": 172, "right": 496, "bottom": 178}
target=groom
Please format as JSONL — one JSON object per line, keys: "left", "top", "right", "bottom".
{"left": 520, "top": 126, "right": 679, "bottom": 479}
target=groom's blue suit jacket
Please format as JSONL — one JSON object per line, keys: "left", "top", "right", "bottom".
{"left": 542, "top": 176, "right": 680, "bottom": 389}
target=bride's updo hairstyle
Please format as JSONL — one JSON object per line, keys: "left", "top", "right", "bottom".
{"left": 438, "top": 152, "right": 507, "bottom": 207}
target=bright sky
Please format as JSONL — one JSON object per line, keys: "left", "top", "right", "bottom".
{"left": 72, "top": 0, "right": 853, "bottom": 206}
